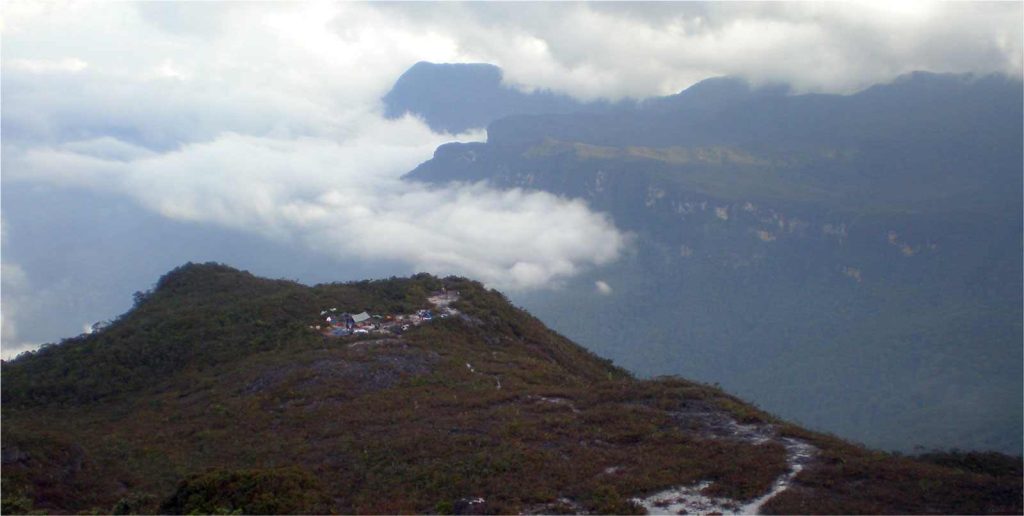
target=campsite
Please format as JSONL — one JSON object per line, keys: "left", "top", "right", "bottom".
{"left": 310, "top": 290, "right": 460, "bottom": 338}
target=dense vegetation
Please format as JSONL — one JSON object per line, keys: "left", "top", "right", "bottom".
{"left": 159, "top": 468, "right": 329, "bottom": 515}
{"left": 2, "top": 263, "right": 1020, "bottom": 514}
{"left": 2, "top": 263, "right": 439, "bottom": 407}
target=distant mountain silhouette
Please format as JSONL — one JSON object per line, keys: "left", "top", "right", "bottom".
{"left": 383, "top": 61, "right": 631, "bottom": 133}
{"left": 382, "top": 62, "right": 798, "bottom": 135}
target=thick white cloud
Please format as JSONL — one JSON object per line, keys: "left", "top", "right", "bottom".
{"left": 1, "top": 2, "right": 463, "bottom": 148}
{"left": 374, "top": 2, "right": 1022, "bottom": 98}
{"left": 1, "top": 2, "right": 628, "bottom": 292}
{"left": 7, "top": 124, "right": 626, "bottom": 290}
{"left": 3, "top": 3, "right": 1020, "bottom": 142}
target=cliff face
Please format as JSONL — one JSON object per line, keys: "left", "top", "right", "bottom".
{"left": 402, "top": 67, "right": 1024, "bottom": 455}
{"left": 2, "top": 264, "right": 1021, "bottom": 514}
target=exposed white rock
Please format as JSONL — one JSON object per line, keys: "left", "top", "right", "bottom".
{"left": 633, "top": 414, "right": 817, "bottom": 515}
{"left": 841, "top": 266, "right": 863, "bottom": 282}
{"left": 646, "top": 187, "right": 666, "bottom": 207}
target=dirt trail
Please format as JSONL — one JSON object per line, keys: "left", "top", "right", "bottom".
{"left": 632, "top": 410, "right": 817, "bottom": 515}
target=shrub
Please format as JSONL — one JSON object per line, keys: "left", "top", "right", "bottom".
{"left": 159, "top": 467, "right": 328, "bottom": 515}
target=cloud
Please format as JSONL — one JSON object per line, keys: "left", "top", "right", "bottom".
{"left": 1, "top": 261, "right": 28, "bottom": 344}
{"left": 374, "top": 2, "right": 1022, "bottom": 99}
{"left": 1, "top": 2, "right": 629, "bottom": 293}
{"left": 1, "top": 1, "right": 1017, "bottom": 352}
{"left": 0, "top": 2, "right": 463, "bottom": 150}
{"left": 8, "top": 122, "right": 626, "bottom": 290}
{"left": 3, "top": 3, "right": 1019, "bottom": 146}
{"left": 7, "top": 57, "right": 88, "bottom": 74}
{"left": 595, "top": 280, "right": 613, "bottom": 295}
{"left": 1, "top": 217, "right": 38, "bottom": 360}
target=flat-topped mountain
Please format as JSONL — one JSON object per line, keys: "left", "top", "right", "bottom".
{"left": 383, "top": 61, "right": 584, "bottom": 134}
{"left": 383, "top": 61, "right": 631, "bottom": 134}
{"left": 2, "top": 263, "right": 1020, "bottom": 514}
{"left": 402, "top": 65, "right": 1024, "bottom": 455}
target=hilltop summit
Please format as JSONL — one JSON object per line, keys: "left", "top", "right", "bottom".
{"left": 2, "top": 264, "right": 1021, "bottom": 514}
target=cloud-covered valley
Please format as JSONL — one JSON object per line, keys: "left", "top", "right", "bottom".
{"left": 8, "top": 127, "right": 625, "bottom": 290}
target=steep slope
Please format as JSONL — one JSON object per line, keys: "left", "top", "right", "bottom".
{"left": 403, "top": 69, "right": 1024, "bottom": 454}
{"left": 412, "top": 72, "right": 1022, "bottom": 213}
{"left": 2, "top": 264, "right": 1020, "bottom": 514}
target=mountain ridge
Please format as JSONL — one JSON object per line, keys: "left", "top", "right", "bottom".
{"left": 3, "top": 263, "right": 1020, "bottom": 514}
{"left": 399, "top": 64, "right": 1023, "bottom": 455}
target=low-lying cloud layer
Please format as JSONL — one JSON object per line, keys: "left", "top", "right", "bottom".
{"left": 2, "top": 2, "right": 627, "bottom": 292}
{"left": 7, "top": 125, "right": 625, "bottom": 290}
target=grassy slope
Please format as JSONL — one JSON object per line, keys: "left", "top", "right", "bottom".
{"left": 2, "top": 263, "right": 1020, "bottom": 514}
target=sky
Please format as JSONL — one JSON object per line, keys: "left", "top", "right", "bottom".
{"left": 1, "top": 1, "right": 1021, "bottom": 358}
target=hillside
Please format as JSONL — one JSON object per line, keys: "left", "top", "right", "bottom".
{"left": 401, "top": 66, "right": 1024, "bottom": 454}
{"left": 2, "top": 263, "right": 1021, "bottom": 514}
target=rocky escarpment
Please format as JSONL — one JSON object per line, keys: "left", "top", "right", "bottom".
{"left": 401, "top": 70, "right": 1023, "bottom": 455}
